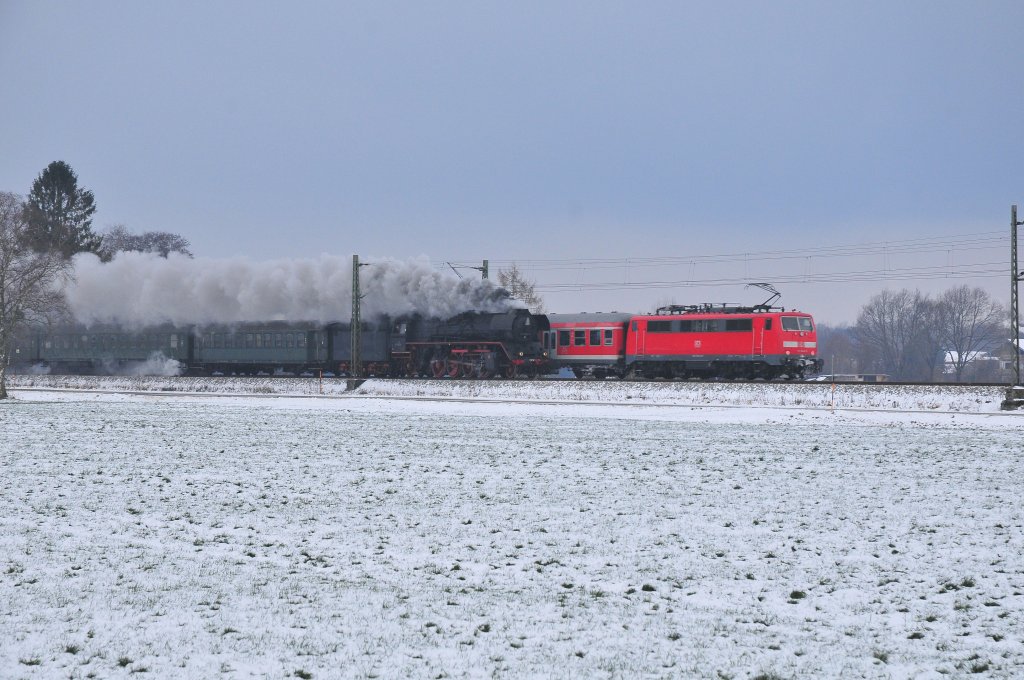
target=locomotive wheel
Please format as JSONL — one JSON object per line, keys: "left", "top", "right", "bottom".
{"left": 446, "top": 359, "right": 460, "bottom": 378}
{"left": 461, "top": 363, "right": 477, "bottom": 379}
{"left": 504, "top": 364, "right": 518, "bottom": 379}
{"left": 431, "top": 359, "right": 446, "bottom": 379}
{"left": 478, "top": 366, "right": 493, "bottom": 379}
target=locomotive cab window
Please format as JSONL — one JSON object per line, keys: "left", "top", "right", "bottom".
{"left": 799, "top": 317, "right": 813, "bottom": 331}
{"left": 764, "top": 319, "right": 772, "bottom": 331}
{"left": 781, "top": 317, "right": 803, "bottom": 331}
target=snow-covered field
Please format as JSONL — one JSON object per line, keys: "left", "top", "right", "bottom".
{"left": 1, "top": 383, "right": 1022, "bottom": 678}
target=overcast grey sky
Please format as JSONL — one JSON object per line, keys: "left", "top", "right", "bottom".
{"left": 2, "top": 1, "right": 1022, "bottom": 323}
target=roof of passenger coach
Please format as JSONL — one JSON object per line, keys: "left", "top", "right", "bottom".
{"left": 548, "top": 313, "right": 635, "bottom": 325}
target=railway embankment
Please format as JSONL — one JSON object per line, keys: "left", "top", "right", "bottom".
{"left": 5, "top": 375, "right": 1013, "bottom": 413}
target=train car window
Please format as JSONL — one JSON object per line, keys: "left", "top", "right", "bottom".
{"left": 781, "top": 317, "right": 800, "bottom": 331}
{"left": 558, "top": 330, "right": 570, "bottom": 347}
{"left": 589, "top": 330, "right": 601, "bottom": 345}
{"left": 245, "top": 333, "right": 254, "bottom": 348}
{"left": 604, "top": 329, "right": 613, "bottom": 345}
{"left": 648, "top": 321, "right": 671, "bottom": 333}
{"left": 263, "top": 333, "right": 272, "bottom": 348}
{"left": 725, "top": 319, "right": 753, "bottom": 332}
{"left": 574, "top": 330, "right": 586, "bottom": 345}
{"left": 297, "top": 334, "right": 307, "bottom": 348}
{"left": 799, "top": 317, "right": 814, "bottom": 331}
{"left": 255, "top": 333, "right": 263, "bottom": 348}
{"left": 224, "top": 334, "right": 233, "bottom": 349}
{"left": 275, "top": 333, "right": 283, "bottom": 348}
{"left": 286, "top": 333, "right": 294, "bottom": 348}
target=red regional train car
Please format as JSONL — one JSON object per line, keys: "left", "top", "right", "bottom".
{"left": 546, "top": 304, "right": 822, "bottom": 380}
{"left": 544, "top": 313, "right": 633, "bottom": 378}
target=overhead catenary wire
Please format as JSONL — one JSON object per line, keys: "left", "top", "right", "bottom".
{"left": 437, "top": 229, "right": 1008, "bottom": 291}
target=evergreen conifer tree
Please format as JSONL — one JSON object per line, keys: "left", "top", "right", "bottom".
{"left": 25, "top": 160, "right": 102, "bottom": 258}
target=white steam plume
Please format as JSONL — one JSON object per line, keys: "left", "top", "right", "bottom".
{"left": 66, "top": 253, "right": 518, "bottom": 327}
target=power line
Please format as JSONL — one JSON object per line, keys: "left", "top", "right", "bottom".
{"left": 534, "top": 261, "right": 1007, "bottom": 292}
{"left": 440, "top": 230, "right": 1006, "bottom": 273}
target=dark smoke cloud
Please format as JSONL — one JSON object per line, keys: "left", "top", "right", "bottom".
{"left": 66, "top": 252, "right": 519, "bottom": 327}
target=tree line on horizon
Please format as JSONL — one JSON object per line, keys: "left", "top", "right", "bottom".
{"left": 817, "top": 286, "right": 1013, "bottom": 382}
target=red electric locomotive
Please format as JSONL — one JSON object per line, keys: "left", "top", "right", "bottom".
{"left": 545, "top": 289, "right": 823, "bottom": 380}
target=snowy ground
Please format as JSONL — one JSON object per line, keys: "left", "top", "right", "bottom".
{"left": 1, "top": 385, "right": 1023, "bottom": 678}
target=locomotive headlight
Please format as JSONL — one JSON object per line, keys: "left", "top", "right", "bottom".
{"left": 542, "top": 351, "right": 548, "bottom": 357}
{"left": 518, "top": 351, "right": 524, "bottom": 357}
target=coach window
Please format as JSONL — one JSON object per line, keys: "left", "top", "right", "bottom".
{"left": 275, "top": 333, "right": 283, "bottom": 348}
{"left": 263, "top": 333, "right": 272, "bottom": 348}
{"left": 574, "top": 330, "right": 586, "bottom": 346}
{"left": 297, "top": 334, "right": 307, "bottom": 348}
{"left": 245, "top": 333, "right": 253, "bottom": 348}
{"left": 589, "top": 330, "right": 601, "bottom": 345}
{"left": 604, "top": 329, "right": 614, "bottom": 345}
{"left": 286, "top": 333, "right": 294, "bottom": 348}
{"left": 558, "top": 330, "right": 570, "bottom": 347}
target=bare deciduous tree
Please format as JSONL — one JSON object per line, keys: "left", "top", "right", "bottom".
{"left": 0, "top": 192, "right": 71, "bottom": 399}
{"left": 100, "top": 224, "right": 193, "bottom": 261}
{"left": 854, "top": 289, "right": 938, "bottom": 380}
{"left": 497, "top": 263, "right": 545, "bottom": 313}
{"left": 937, "top": 285, "right": 1006, "bottom": 381}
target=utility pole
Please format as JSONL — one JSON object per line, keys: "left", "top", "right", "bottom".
{"left": 1002, "top": 205, "right": 1024, "bottom": 409}
{"left": 1012, "top": 205, "right": 1023, "bottom": 386}
{"left": 481, "top": 259, "right": 489, "bottom": 280}
{"left": 351, "top": 254, "right": 365, "bottom": 379}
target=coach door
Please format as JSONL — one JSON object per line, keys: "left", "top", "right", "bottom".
{"left": 545, "top": 331, "right": 558, "bottom": 359}
{"left": 632, "top": 320, "right": 646, "bottom": 356}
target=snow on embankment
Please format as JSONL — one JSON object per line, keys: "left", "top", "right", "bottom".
{"left": 358, "top": 380, "right": 1007, "bottom": 412}
{"left": 6, "top": 375, "right": 1010, "bottom": 412}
